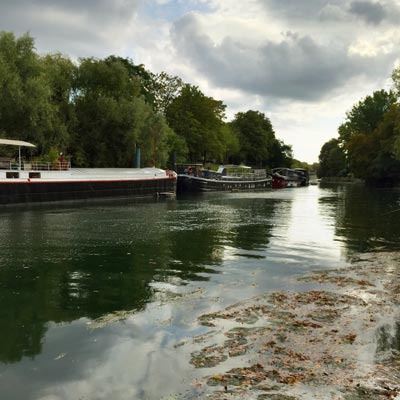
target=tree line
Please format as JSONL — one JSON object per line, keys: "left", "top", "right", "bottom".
{"left": 318, "top": 69, "right": 400, "bottom": 185}
{"left": 0, "top": 32, "right": 294, "bottom": 169}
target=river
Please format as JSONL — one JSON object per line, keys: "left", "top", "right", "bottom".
{"left": 0, "top": 184, "right": 399, "bottom": 399}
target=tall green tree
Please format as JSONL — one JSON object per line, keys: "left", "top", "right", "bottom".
{"left": 0, "top": 32, "right": 63, "bottom": 156}
{"left": 166, "top": 84, "right": 226, "bottom": 162}
{"left": 230, "top": 110, "right": 290, "bottom": 167}
{"left": 72, "top": 57, "right": 143, "bottom": 167}
{"left": 147, "top": 71, "right": 184, "bottom": 115}
{"left": 40, "top": 53, "right": 76, "bottom": 153}
{"left": 335, "top": 87, "right": 400, "bottom": 184}
{"left": 317, "top": 138, "right": 346, "bottom": 177}
{"left": 72, "top": 57, "right": 177, "bottom": 168}
{"left": 104, "top": 56, "right": 155, "bottom": 106}
{"left": 219, "top": 123, "right": 240, "bottom": 164}
{"left": 269, "top": 139, "right": 293, "bottom": 168}
{"left": 338, "top": 90, "right": 397, "bottom": 147}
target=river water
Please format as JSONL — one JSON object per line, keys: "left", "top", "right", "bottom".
{"left": 0, "top": 184, "right": 399, "bottom": 399}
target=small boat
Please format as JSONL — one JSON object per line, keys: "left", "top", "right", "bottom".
{"left": 175, "top": 163, "right": 272, "bottom": 193}
{"left": 293, "top": 168, "right": 310, "bottom": 186}
{"left": 271, "top": 168, "right": 307, "bottom": 188}
{"left": 0, "top": 139, "right": 177, "bottom": 205}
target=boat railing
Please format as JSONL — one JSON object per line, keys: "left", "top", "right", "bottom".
{"left": 222, "top": 171, "right": 268, "bottom": 181}
{"left": 2, "top": 161, "right": 71, "bottom": 171}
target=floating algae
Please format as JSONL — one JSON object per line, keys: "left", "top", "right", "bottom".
{"left": 186, "top": 251, "right": 400, "bottom": 399}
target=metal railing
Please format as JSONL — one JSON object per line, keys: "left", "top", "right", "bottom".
{"left": 201, "top": 170, "right": 268, "bottom": 181}
{"left": 0, "top": 161, "right": 71, "bottom": 171}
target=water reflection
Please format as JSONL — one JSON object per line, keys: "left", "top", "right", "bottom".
{"left": 0, "top": 196, "right": 279, "bottom": 364}
{"left": 0, "top": 186, "right": 399, "bottom": 399}
{"left": 320, "top": 184, "right": 400, "bottom": 252}
{"left": 376, "top": 322, "right": 400, "bottom": 356}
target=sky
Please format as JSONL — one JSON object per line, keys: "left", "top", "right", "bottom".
{"left": 1, "top": 0, "right": 400, "bottom": 163}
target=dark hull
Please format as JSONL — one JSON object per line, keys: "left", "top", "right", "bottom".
{"left": 0, "top": 178, "right": 176, "bottom": 205}
{"left": 177, "top": 175, "right": 272, "bottom": 193}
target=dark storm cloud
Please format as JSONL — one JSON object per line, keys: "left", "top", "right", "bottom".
{"left": 28, "top": 0, "right": 138, "bottom": 23}
{"left": 349, "top": 1, "right": 387, "bottom": 24}
{"left": 259, "top": 0, "right": 342, "bottom": 20}
{"left": 0, "top": 0, "right": 140, "bottom": 57}
{"left": 259, "top": 0, "right": 400, "bottom": 25}
{"left": 172, "top": 14, "right": 396, "bottom": 102}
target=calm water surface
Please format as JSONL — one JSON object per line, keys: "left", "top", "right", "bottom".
{"left": 0, "top": 184, "right": 399, "bottom": 399}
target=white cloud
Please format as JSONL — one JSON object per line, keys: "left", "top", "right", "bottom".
{"left": 1, "top": 0, "right": 399, "bottom": 162}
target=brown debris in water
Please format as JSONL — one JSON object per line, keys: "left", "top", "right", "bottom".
{"left": 187, "top": 251, "right": 400, "bottom": 399}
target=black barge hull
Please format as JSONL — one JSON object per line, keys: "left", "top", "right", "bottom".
{"left": 0, "top": 178, "right": 176, "bottom": 205}
{"left": 177, "top": 175, "right": 271, "bottom": 193}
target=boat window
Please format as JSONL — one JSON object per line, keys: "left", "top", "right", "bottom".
{"left": 29, "top": 172, "right": 41, "bottom": 179}
{"left": 6, "top": 172, "right": 19, "bottom": 179}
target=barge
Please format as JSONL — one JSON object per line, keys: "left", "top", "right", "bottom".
{"left": 175, "top": 164, "right": 272, "bottom": 193}
{"left": 0, "top": 139, "right": 176, "bottom": 205}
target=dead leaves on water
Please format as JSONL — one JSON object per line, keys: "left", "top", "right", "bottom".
{"left": 188, "top": 252, "right": 400, "bottom": 399}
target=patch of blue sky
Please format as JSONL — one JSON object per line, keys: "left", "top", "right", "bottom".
{"left": 143, "top": 0, "right": 214, "bottom": 21}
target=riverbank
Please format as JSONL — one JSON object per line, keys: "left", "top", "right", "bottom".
{"left": 320, "top": 177, "right": 364, "bottom": 184}
{"left": 185, "top": 251, "right": 400, "bottom": 399}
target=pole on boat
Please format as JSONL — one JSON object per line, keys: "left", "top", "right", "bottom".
{"left": 18, "top": 146, "right": 21, "bottom": 170}
{"left": 135, "top": 147, "right": 141, "bottom": 168}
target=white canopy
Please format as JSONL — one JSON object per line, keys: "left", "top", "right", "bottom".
{"left": 0, "top": 139, "right": 36, "bottom": 147}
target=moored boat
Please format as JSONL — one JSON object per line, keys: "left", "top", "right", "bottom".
{"left": 0, "top": 139, "right": 177, "bottom": 205}
{"left": 175, "top": 164, "right": 272, "bottom": 193}
{"left": 271, "top": 168, "right": 305, "bottom": 189}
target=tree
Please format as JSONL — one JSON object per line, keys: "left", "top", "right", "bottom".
{"left": 219, "top": 124, "right": 240, "bottom": 164}
{"left": 104, "top": 56, "right": 155, "bottom": 106}
{"left": 166, "top": 84, "right": 226, "bottom": 162}
{"left": 72, "top": 58, "right": 148, "bottom": 167}
{"left": 147, "top": 71, "right": 184, "bottom": 115}
{"left": 336, "top": 89, "right": 400, "bottom": 184}
{"left": 0, "top": 32, "right": 60, "bottom": 156}
{"left": 230, "top": 110, "right": 291, "bottom": 167}
{"left": 338, "top": 90, "right": 397, "bottom": 147}
{"left": 40, "top": 53, "right": 77, "bottom": 153}
{"left": 392, "top": 66, "right": 400, "bottom": 96}
{"left": 269, "top": 139, "right": 293, "bottom": 168}
{"left": 367, "top": 103, "right": 400, "bottom": 183}
{"left": 317, "top": 138, "right": 346, "bottom": 177}
{"left": 71, "top": 57, "right": 178, "bottom": 168}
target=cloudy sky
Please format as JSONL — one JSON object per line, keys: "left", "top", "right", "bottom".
{"left": 1, "top": 0, "right": 400, "bottom": 162}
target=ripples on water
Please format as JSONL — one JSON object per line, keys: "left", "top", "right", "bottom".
{"left": 0, "top": 184, "right": 399, "bottom": 399}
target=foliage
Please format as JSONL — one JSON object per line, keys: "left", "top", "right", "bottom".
{"left": 104, "top": 56, "right": 155, "bottom": 106}
{"left": 269, "top": 139, "right": 293, "bottom": 168}
{"left": 40, "top": 53, "right": 77, "bottom": 152}
{"left": 338, "top": 90, "right": 397, "bottom": 147}
{"left": 147, "top": 71, "right": 184, "bottom": 115}
{"left": 341, "top": 90, "right": 400, "bottom": 183}
{"left": 322, "top": 81, "right": 400, "bottom": 184}
{"left": 219, "top": 124, "right": 240, "bottom": 164}
{"left": 71, "top": 57, "right": 177, "bottom": 167}
{"left": 317, "top": 139, "right": 346, "bottom": 178}
{"left": 392, "top": 66, "right": 400, "bottom": 96}
{"left": 292, "top": 159, "right": 313, "bottom": 170}
{"left": 0, "top": 32, "right": 299, "bottom": 170}
{"left": 166, "top": 84, "right": 227, "bottom": 162}
{"left": 0, "top": 32, "right": 59, "bottom": 155}
{"left": 230, "top": 110, "right": 293, "bottom": 168}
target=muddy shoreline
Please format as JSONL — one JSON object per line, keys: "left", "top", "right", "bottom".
{"left": 184, "top": 251, "right": 400, "bottom": 399}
